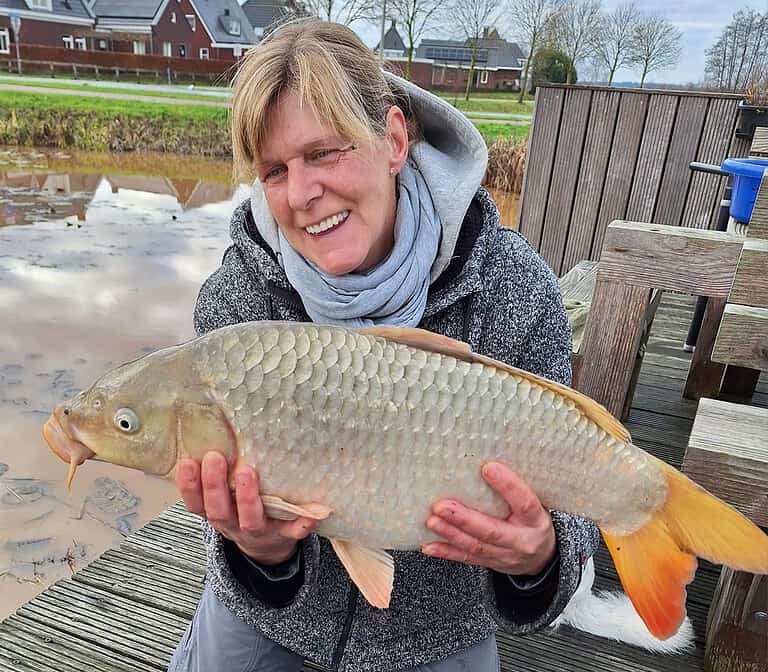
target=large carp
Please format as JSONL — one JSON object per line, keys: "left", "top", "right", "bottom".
{"left": 42, "top": 321, "right": 768, "bottom": 639}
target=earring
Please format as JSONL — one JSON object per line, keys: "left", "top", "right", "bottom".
{"left": 390, "top": 167, "right": 397, "bottom": 176}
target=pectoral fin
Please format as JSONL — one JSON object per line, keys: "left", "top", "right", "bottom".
{"left": 330, "top": 538, "right": 394, "bottom": 609}
{"left": 261, "top": 495, "right": 332, "bottom": 521}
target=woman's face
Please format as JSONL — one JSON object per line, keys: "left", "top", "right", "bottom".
{"left": 257, "top": 90, "right": 408, "bottom": 276}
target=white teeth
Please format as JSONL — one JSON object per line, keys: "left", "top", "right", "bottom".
{"left": 306, "top": 210, "right": 349, "bottom": 235}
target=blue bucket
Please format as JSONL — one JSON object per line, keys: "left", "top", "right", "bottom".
{"left": 721, "top": 158, "right": 768, "bottom": 224}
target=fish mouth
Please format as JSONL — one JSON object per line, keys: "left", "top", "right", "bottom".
{"left": 42, "top": 405, "right": 96, "bottom": 492}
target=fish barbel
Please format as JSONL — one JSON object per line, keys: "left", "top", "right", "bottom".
{"left": 42, "top": 321, "right": 768, "bottom": 639}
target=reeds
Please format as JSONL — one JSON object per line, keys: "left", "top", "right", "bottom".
{"left": 484, "top": 136, "right": 527, "bottom": 195}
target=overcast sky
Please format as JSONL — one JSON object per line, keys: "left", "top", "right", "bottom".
{"left": 357, "top": 0, "right": 768, "bottom": 86}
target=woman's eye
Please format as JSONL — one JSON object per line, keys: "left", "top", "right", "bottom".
{"left": 309, "top": 148, "right": 339, "bottom": 163}
{"left": 262, "top": 166, "right": 286, "bottom": 183}
{"left": 114, "top": 408, "right": 141, "bottom": 434}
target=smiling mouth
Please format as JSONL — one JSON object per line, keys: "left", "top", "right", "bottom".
{"left": 42, "top": 407, "right": 96, "bottom": 492}
{"left": 305, "top": 210, "right": 350, "bottom": 235}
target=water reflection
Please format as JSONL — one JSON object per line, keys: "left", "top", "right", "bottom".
{"left": 0, "top": 146, "right": 242, "bottom": 619}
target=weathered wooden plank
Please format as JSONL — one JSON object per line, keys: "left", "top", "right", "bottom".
{"left": 561, "top": 90, "right": 621, "bottom": 273}
{"left": 598, "top": 221, "right": 743, "bottom": 297}
{"left": 729, "top": 239, "right": 768, "bottom": 308}
{"left": 749, "top": 170, "right": 768, "bottom": 240}
{"left": 655, "top": 96, "right": 710, "bottom": 226}
{"left": 682, "top": 99, "right": 739, "bottom": 229}
{"left": 683, "top": 297, "right": 727, "bottom": 400}
{"left": 625, "top": 94, "right": 677, "bottom": 222}
{"left": 73, "top": 547, "right": 204, "bottom": 619}
{"left": 683, "top": 398, "right": 768, "bottom": 526}
{"left": 539, "top": 88, "right": 593, "bottom": 275}
{"left": 518, "top": 87, "right": 565, "bottom": 250}
{"left": 578, "top": 280, "right": 650, "bottom": 416}
{"left": 592, "top": 92, "right": 649, "bottom": 259}
{"left": 712, "top": 304, "right": 768, "bottom": 370}
{"left": 0, "top": 615, "right": 159, "bottom": 672}
{"left": 751, "top": 126, "right": 768, "bottom": 156}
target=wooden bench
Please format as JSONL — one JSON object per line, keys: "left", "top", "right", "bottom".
{"left": 680, "top": 158, "right": 768, "bottom": 672}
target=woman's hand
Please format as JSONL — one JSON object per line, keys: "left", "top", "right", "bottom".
{"left": 422, "top": 462, "right": 557, "bottom": 576}
{"left": 176, "top": 452, "right": 319, "bottom": 565}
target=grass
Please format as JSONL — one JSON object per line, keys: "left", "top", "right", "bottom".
{"left": 0, "top": 90, "right": 228, "bottom": 121}
{"left": 438, "top": 94, "right": 534, "bottom": 116}
{"left": 474, "top": 122, "right": 530, "bottom": 144}
{"left": 0, "top": 90, "right": 230, "bottom": 156}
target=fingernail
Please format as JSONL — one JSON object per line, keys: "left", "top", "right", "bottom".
{"left": 435, "top": 501, "right": 456, "bottom": 516}
{"left": 179, "top": 462, "right": 194, "bottom": 480}
{"left": 483, "top": 463, "right": 501, "bottom": 480}
{"left": 422, "top": 544, "right": 435, "bottom": 556}
{"left": 426, "top": 516, "right": 439, "bottom": 530}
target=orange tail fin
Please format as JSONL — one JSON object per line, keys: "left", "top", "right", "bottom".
{"left": 602, "top": 457, "right": 768, "bottom": 640}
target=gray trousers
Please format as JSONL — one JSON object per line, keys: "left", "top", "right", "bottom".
{"left": 168, "top": 585, "right": 500, "bottom": 672}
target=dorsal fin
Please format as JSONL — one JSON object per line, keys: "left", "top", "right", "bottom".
{"left": 358, "top": 326, "right": 474, "bottom": 362}
{"left": 358, "top": 326, "right": 630, "bottom": 443}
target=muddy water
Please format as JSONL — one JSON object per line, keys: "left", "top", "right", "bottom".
{"left": 0, "top": 147, "right": 243, "bottom": 618}
{"left": 0, "top": 146, "right": 519, "bottom": 619}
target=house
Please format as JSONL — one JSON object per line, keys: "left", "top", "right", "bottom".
{"left": 239, "top": 0, "right": 293, "bottom": 39}
{"left": 415, "top": 27, "right": 525, "bottom": 91}
{"left": 373, "top": 20, "right": 405, "bottom": 59}
{"left": 90, "top": 0, "right": 255, "bottom": 60}
{"left": 0, "top": 0, "right": 95, "bottom": 55}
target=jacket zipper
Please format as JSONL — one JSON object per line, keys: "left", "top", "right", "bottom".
{"left": 331, "top": 586, "right": 358, "bottom": 670}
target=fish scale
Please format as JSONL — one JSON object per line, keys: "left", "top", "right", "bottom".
{"left": 189, "top": 322, "right": 667, "bottom": 548}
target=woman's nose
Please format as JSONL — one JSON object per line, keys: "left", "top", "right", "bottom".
{"left": 286, "top": 163, "right": 322, "bottom": 211}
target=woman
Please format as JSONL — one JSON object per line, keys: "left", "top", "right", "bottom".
{"left": 169, "top": 17, "right": 599, "bottom": 672}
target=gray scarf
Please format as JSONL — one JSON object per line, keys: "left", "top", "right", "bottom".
{"left": 279, "top": 159, "right": 441, "bottom": 327}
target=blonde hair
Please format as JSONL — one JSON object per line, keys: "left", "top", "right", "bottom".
{"left": 230, "top": 18, "right": 418, "bottom": 182}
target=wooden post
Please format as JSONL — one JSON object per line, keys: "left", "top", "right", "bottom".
{"left": 577, "top": 279, "right": 650, "bottom": 417}
{"left": 706, "top": 568, "right": 768, "bottom": 672}
{"left": 683, "top": 297, "right": 727, "bottom": 399}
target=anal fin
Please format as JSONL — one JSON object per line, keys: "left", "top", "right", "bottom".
{"left": 261, "top": 495, "right": 332, "bottom": 521}
{"left": 330, "top": 538, "right": 394, "bottom": 609}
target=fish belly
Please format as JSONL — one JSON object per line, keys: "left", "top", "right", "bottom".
{"left": 195, "top": 323, "right": 667, "bottom": 548}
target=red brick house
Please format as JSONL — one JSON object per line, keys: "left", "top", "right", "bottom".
{"left": 0, "top": 0, "right": 95, "bottom": 54}
{"left": 90, "top": 0, "right": 255, "bottom": 60}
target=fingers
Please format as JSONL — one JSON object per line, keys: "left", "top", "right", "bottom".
{"left": 425, "top": 513, "right": 501, "bottom": 561}
{"left": 481, "top": 462, "right": 545, "bottom": 524}
{"left": 201, "top": 452, "right": 236, "bottom": 530}
{"left": 431, "top": 499, "right": 513, "bottom": 548}
{"left": 233, "top": 464, "right": 265, "bottom": 531}
{"left": 177, "top": 457, "right": 204, "bottom": 515}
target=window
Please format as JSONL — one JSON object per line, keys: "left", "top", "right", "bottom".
{"left": 97, "top": 39, "right": 108, "bottom": 50}
{"left": 74, "top": 37, "right": 86, "bottom": 50}
{"left": 62, "top": 35, "right": 74, "bottom": 49}
{"left": 0, "top": 29, "right": 9, "bottom": 55}
{"left": 227, "top": 19, "right": 241, "bottom": 36}
{"left": 171, "top": 11, "right": 177, "bottom": 23}
{"left": 199, "top": 47, "right": 209, "bottom": 60}
{"left": 26, "top": 0, "right": 53, "bottom": 10}
{"left": 178, "top": 44, "right": 186, "bottom": 57}
{"left": 185, "top": 14, "right": 196, "bottom": 32}
{"left": 163, "top": 42, "right": 172, "bottom": 57}
{"left": 480, "top": 70, "right": 488, "bottom": 84}
{"left": 132, "top": 40, "right": 146, "bottom": 55}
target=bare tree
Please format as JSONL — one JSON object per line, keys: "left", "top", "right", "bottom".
{"left": 704, "top": 9, "right": 768, "bottom": 91}
{"left": 505, "top": 0, "right": 564, "bottom": 102}
{"left": 549, "top": 0, "right": 602, "bottom": 85}
{"left": 591, "top": 2, "right": 639, "bottom": 85}
{"left": 302, "top": 0, "right": 377, "bottom": 25}
{"left": 451, "top": 0, "right": 500, "bottom": 100}
{"left": 388, "top": 0, "right": 442, "bottom": 80}
{"left": 628, "top": 14, "right": 681, "bottom": 87}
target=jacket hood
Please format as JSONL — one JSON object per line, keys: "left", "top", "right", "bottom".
{"left": 247, "top": 71, "right": 488, "bottom": 282}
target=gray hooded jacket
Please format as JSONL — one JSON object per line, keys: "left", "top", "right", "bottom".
{"left": 191, "top": 74, "right": 600, "bottom": 671}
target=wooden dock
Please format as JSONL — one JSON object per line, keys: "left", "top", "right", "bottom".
{"left": 1, "top": 294, "right": 766, "bottom": 672}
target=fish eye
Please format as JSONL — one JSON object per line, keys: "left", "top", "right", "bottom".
{"left": 114, "top": 408, "right": 140, "bottom": 434}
